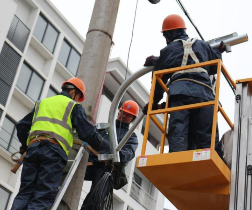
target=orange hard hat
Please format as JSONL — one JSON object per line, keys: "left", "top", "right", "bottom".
{"left": 62, "top": 77, "right": 86, "bottom": 102}
{"left": 119, "top": 100, "right": 139, "bottom": 117}
{"left": 161, "top": 14, "right": 186, "bottom": 32}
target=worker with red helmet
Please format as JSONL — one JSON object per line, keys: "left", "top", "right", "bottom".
{"left": 143, "top": 14, "right": 225, "bottom": 155}
{"left": 82, "top": 100, "right": 139, "bottom": 210}
{"left": 11, "top": 77, "right": 103, "bottom": 210}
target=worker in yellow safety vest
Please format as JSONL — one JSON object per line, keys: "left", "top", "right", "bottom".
{"left": 11, "top": 77, "right": 103, "bottom": 210}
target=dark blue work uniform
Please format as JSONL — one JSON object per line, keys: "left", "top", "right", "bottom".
{"left": 81, "top": 120, "right": 138, "bottom": 210}
{"left": 153, "top": 31, "right": 222, "bottom": 154}
{"left": 11, "top": 91, "right": 102, "bottom": 210}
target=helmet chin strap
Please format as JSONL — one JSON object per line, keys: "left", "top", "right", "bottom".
{"left": 73, "top": 89, "right": 78, "bottom": 101}
{"left": 69, "top": 89, "right": 78, "bottom": 101}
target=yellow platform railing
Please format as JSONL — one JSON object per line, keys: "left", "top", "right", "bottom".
{"left": 141, "top": 59, "right": 236, "bottom": 156}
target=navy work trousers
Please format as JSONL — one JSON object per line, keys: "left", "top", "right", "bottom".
{"left": 168, "top": 95, "right": 222, "bottom": 155}
{"left": 11, "top": 142, "right": 66, "bottom": 210}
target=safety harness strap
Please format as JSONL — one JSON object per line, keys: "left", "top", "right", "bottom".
{"left": 32, "top": 100, "right": 41, "bottom": 126}
{"left": 29, "top": 130, "right": 71, "bottom": 151}
{"left": 170, "top": 38, "right": 215, "bottom": 94}
{"left": 171, "top": 68, "right": 208, "bottom": 78}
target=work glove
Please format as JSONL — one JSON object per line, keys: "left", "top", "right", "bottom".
{"left": 218, "top": 41, "right": 226, "bottom": 53}
{"left": 143, "top": 55, "right": 158, "bottom": 67}
{"left": 113, "top": 162, "right": 127, "bottom": 190}
{"left": 19, "top": 144, "right": 27, "bottom": 155}
{"left": 142, "top": 103, "right": 159, "bottom": 115}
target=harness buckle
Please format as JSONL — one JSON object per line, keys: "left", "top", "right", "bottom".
{"left": 35, "top": 135, "right": 41, "bottom": 142}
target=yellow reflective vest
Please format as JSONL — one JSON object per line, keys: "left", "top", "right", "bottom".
{"left": 27, "top": 95, "right": 77, "bottom": 155}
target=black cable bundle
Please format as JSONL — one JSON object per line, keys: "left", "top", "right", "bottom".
{"left": 90, "top": 171, "right": 114, "bottom": 210}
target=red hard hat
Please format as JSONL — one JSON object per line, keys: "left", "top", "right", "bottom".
{"left": 161, "top": 14, "right": 186, "bottom": 32}
{"left": 62, "top": 77, "right": 86, "bottom": 102}
{"left": 119, "top": 100, "right": 139, "bottom": 117}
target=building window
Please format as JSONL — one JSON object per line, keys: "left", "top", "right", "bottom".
{"left": 58, "top": 39, "right": 81, "bottom": 76}
{"left": 16, "top": 63, "right": 44, "bottom": 102}
{"left": 134, "top": 173, "right": 142, "bottom": 186}
{"left": 7, "top": 15, "right": 30, "bottom": 52}
{"left": 127, "top": 206, "right": 134, "bottom": 210}
{"left": 47, "top": 86, "right": 58, "bottom": 98}
{"left": 0, "top": 43, "right": 21, "bottom": 106}
{"left": 0, "top": 186, "right": 11, "bottom": 210}
{"left": 0, "top": 109, "right": 2, "bottom": 121}
{"left": 0, "top": 117, "right": 20, "bottom": 158}
{"left": 33, "top": 14, "right": 59, "bottom": 53}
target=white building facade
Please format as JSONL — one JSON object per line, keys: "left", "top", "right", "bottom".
{"left": 0, "top": 0, "right": 165, "bottom": 209}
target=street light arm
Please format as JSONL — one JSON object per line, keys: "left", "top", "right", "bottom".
{"left": 108, "top": 66, "right": 153, "bottom": 162}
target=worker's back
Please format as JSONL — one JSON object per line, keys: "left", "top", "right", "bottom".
{"left": 27, "top": 95, "right": 76, "bottom": 155}
{"left": 153, "top": 31, "right": 222, "bottom": 103}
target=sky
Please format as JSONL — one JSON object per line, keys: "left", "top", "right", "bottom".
{"left": 50, "top": 0, "right": 252, "bottom": 209}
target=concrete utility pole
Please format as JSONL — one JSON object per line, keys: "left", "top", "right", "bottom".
{"left": 79, "top": 0, "right": 120, "bottom": 122}
{"left": 61, "top": 0, "right": 120, "bottom": 209}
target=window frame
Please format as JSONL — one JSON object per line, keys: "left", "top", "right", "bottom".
{"left": 7, "top": 15, "right": 30, "bottom": 52}
{"left": 17, "top": 62, "right": 45, "bottom": 102}
{"left": 5, "top": 117, "right": 16, "bottom": 152}
{"left": 0, "top": 42, "right": 21, "bottom": 106}
{"left": 0, "top": 115, "right": 20, "bottom": 158}
{"left": 35, "top": 14, "right": 59, "bottom": 54}
{"left": 47, "top": 86, "right": 59, "bottom": 98}
{"left": 59, "top": 39, "right": 81, "bottom": 76}
{"left": 0, "top": 185, "right": 11, "bottom": 210}
{"left": 134, "top": 172, "right": 142, "bottom": 187}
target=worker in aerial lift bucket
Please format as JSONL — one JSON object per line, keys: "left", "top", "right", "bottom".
{"left": 142, "top": 14, "right": 226, "bottom": 155}
{"left": 81, "top": 100, "right": 139, "bottom": 210}
{"left": 11, "top": 77, "right": 103, "bottom": 210}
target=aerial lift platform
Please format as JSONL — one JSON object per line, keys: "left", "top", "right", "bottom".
{"left": 136, "top": 59, "right": 235, "bottom": 210}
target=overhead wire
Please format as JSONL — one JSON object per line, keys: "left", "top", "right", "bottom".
{"left": 175, "top": 0, "right": 236, "bottom": 95}
{"left": 119, "top": 0, "right": 139, "bottom": 137}
{"left": 175, "top": 0, "right": 205, "bottom": 41}
{"left": 112, "top": 0, "right": 138, "bottom": 210}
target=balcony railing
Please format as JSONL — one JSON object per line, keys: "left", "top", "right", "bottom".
{"left": 130, "top": 180, "right": 156, "bottom": 210}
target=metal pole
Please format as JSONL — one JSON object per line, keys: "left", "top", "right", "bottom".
{"left": 63, "top": 1, "right": 120, "bottom": 209}
{"left": 116, "top": 113, "right": 145, "bottom": 151}
{"left": 108, "top": 66, "right": 152, "bottom": 162}
{"left": 209, "top": 34, "right": 248, "bottom": 49}
{"left": 78, "top": 0, "right": 120, "bottom": 122}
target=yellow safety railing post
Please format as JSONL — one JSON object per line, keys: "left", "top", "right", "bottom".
{"left": 221, "top": 62, "right": 236, "bottom": 89}
{"left": 160, "top": 95, "right": 169, "bottom": 154}
{"left": 210, "top": 60, "right": 221, "bottom": 151}
{"left": 141, "top": 74, "right": 157, "bottom": 156}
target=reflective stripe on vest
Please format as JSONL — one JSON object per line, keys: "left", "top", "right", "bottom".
{"left": 32, "top": 100, "right": 74, "bottom": 134}
{"left": 28, "top": 96, "right": 76, "bottom": 155}
{"left": 172, "top": 37, "right": 207, "bottom": 78}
